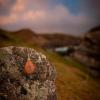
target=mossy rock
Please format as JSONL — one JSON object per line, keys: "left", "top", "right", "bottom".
{"left": 0, "top": 46, "right": 56, "bottom": 100}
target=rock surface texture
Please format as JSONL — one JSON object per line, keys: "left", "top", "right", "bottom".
{"left": 0, "top": 46, "right": 56, "bottom": 100}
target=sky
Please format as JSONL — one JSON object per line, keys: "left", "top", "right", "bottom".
{"left": 0, "top": 0, "right": 100, "bottom": 36}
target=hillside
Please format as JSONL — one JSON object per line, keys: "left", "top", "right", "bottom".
{"left": 72, "top": 26, "right": 100, "bottom": 77}
{"left": 0, "top": 28, "right": 100, "bottom": 100}
{"left": 0, "top": 29, "right": 81, "bottom": 48}
{"left": 0, "top": 29, "right": 48, "bottom": 47}
{"left": 46, "top": 51, "right": 100, "bottom": 100}
{"left": 41, "top": 34, "right": 81, "bottom": 48}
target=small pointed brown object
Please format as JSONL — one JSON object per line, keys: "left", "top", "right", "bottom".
{"left": 24, "top": 54, "right": 36, "bottom": 75}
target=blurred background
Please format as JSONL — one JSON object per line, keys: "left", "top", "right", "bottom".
{"left": 0, "top": 0, "right": 100, "bottom": 100}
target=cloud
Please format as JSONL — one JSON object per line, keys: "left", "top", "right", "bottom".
{"left": 0, "top": 13, "right": 18, "bottom": 25}
{"left": 11, "top": 0, "right": 26, "bottom": 13}
{"left": 89, "top": 0, "right": 100, "bottom": 19}
{"left": 0, "top": 0, "right": 100, "bottom": 35}
{"left": 23, "top": 10, "right": 45, "bottom": 21}
{"left": 19, "top": 5, "right": 94, "bottom": 34}
{"left": 0, "top": 0, "right": 5, "bottom": 5}
{"left": 0, "top": 0, "right": 16, "bottom": 15}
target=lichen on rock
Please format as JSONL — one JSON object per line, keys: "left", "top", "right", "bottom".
{"left": 0, "top": 46, "right": 56, "bottom": 100}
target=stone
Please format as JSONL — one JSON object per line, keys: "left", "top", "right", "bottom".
{"left": 72, "top": 27, "right": 100, "bottom": 77}
{"left": 0, "top": 46, "right": 56, "bottom": 100}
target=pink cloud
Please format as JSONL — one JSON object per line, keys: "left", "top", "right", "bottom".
{"left": 11, "top": 0, "right": 27, "bottom": 13}
{"left": 0, "top": 0, "right": 98, "bottom": 35}
{"left": 23, "top": 10, "right": 45, "bottom": 21}
{"left": 21, "top": 5, "right": 89, "bottom": 26}
{"left": 0, "top": 14, "right": 18, "bottom": 25}
{"left": 0, "top": 0, "right": 4, "bottom": 5}
{"left": 0, "top": 0, "right": 8, "bottom": 6}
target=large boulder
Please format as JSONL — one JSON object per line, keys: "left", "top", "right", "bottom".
{"left": 0, "top": 46, "right": 56, "bottom": 100}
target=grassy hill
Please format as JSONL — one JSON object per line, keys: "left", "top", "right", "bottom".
{"left": 0, "top": 29, "right": 48, "bottom": 47}
{"left": 0, "top": 29, "right": 100, "bottom": 100}
{"left": 0, "top": 29, "right": 81, "bottom": 48}
{"left": 44, "top": 51, "right": 100, "bottom": 100}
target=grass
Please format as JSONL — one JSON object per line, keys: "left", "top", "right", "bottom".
{"left": 40, "top": 51, "right": 100, "bottom": 100}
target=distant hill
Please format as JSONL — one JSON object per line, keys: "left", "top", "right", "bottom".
{"left": 41, "top": 34, "right": 81, "bottom": 48}
{"left": 0, "top": 29, "right": 81, "bottom": 48}
{"left": 0, "top": 29, "right": 47, "bottom": 47}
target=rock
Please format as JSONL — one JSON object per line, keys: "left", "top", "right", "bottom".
{"left": 0, "top": 46, "right": 56, "bottom": 100}
{"left": 72, "top": 26, "right": 100, "bottom": 77}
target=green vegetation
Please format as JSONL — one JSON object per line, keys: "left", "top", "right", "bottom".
{"left": 0, "top": 29, "right": 100, "bottom": 100}
{"left": 43, "top": 51, "right": 100, "bottom": 100}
